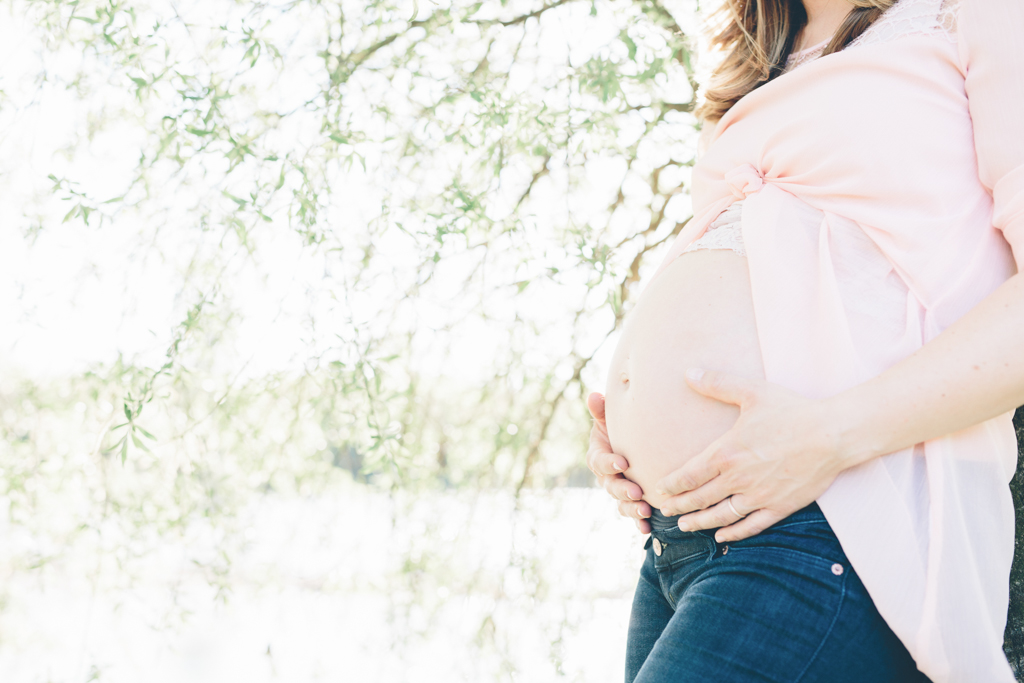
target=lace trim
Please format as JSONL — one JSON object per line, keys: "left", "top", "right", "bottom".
{"left": 937, "top": 0, "right": 961, "bottom": 34}
{"left": 785, "top": 41, "right": 828, "bottom": 73}
{"left": 782, "top": 0, "right": 962, "bottom": 74}
{"left": 849, "top": 0, "right": 960, "bottom": 49}
{"left": 681, "top": 200, "right": 746, "bottom": 257}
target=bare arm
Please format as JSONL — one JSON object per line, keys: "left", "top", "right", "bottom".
{"left": 827, "top": 272, "right": 1024, "bottom": 469}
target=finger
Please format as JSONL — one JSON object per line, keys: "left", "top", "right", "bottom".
{"left": 587, "top": 392, "right": 606, "bottom": 422}
{"left": 674, "top": 498, "right": 746, "bottom": 533}
{"left": 638, "top": 518, "right": 652, "bottom": 534}
{"left": 655, "top": 450, "right": 722, "bottom": 497}
{"left": 590, "top": 446, "right": 629, "bottom": 477}
{"left": 617, "top": 499, "right": 652, "bottom": 519}
{"left": 660, "top": 476, "right": 734, "bottom": 516}
{"left": 685, "top": 368, "right": 760, "bottom": 408}
{"left": 604, "top": 474, "right": 644, "bottom": 501}
{"left": 585, "top": 424, "right": 611, "bottom": 473}
{"left": 714, "top": 508, "right": 785, "bottom": 543}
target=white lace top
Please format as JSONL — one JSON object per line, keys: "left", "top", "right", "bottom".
{"left": 681, "top": 39, "right": 828, "bottom": 259}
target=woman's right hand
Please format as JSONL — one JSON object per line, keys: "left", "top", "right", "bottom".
{"left": 586, "top": 392, "right": 652, "bottom": 534}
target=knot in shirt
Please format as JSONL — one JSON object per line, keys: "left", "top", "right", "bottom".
{"left": 725, "top": 164, "right": 765, "bottom": 199}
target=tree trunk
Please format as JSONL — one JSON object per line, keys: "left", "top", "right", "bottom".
{"left": 1004, "top": 407, "right": 1024, "bottom": 677}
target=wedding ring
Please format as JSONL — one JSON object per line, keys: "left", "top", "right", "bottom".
{"left": 727, "top": 496, "right": 745, "bottom": 519}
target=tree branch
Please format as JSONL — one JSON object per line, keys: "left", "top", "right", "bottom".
{"left": 468, "top": 0, "right": 583, "bottom": 27}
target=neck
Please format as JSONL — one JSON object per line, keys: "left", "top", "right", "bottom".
{"left": 797, "top": 0, "right": 856, "bottom": 50}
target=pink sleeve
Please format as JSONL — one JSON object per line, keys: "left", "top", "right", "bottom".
{"left": 959, "top": 0, "right": 1024, "bottom": 270}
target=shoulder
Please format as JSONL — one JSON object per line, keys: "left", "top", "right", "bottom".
{"left": 956, "top": 0, "right": 1024, "bottom": 69}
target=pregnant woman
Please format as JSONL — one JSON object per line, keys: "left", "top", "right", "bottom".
{"left": 585, "top": 0, "right": 1024, "bottom": 681}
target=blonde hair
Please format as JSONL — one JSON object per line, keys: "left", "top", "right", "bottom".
{"left": 696, "top": 0, "right": 895, "bottom": 122}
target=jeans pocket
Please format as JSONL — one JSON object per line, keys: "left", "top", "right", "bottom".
{"left": 652, "top": 532, "right": 715, "bottom": 572}
{"left": 702, "top": 544, "right": 851, "bottom": 678}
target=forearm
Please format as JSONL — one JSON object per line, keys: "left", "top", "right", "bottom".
{"left": 824, "top": 272, "right": 1024, "bottom": 469}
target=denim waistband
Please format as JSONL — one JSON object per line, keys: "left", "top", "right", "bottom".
{"left": 648, "top": 501, "right": 825, "bottom": 534}
{"left": 649, "top": 507, "right": 684, "bottom": 531}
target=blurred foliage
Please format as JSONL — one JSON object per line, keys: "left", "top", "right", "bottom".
{"left": 12, "top": 0, "right": 700, "bottom": 487}
{"left": 1, "top": 0, "right": 702, "bottom": 678}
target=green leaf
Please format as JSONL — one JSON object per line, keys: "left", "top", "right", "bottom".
{"left": 120, "top": 438, "right": 129, "bottom": 465}
{"left": 222, "top": 191, "right": 248, "bottom": 207}
{"left": 131, "top": 431, "right": 151, "bottom": 452}
{"left": 104, "top": 435, "right": 126, "bottom": 455}
{"left": 621, "top": 31, "right": 637, "bottom": 61}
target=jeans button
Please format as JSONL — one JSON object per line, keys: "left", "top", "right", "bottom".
{"left": 652, "top": 538, "right": 663, "bottom": 556}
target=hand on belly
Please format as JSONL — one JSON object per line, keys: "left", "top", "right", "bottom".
{"left": 603, "top": 250, "right": 765, "bottom": 510}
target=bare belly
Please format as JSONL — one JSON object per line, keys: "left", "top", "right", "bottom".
{"left": 604, "top": 250, "right": 765, "bottom": 509}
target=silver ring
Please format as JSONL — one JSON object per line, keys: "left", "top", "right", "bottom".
{"left": 727, "top": 496, "right": 745, "bottom": 519}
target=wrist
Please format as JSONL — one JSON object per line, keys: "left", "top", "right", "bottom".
{"left": 816, "top": 391, "right": 885, "bottom": 473}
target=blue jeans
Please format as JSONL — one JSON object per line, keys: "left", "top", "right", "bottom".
{"left": 625, "top": 502, "right": 932, "bottom": 683}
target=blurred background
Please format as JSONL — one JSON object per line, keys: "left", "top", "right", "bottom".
{"left": 0, "top": 0, "right": 708, "bottom": 680}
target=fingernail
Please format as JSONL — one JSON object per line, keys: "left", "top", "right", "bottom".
{"left": 612, "top": 460, "right": 624, "bottom": 472}
{"left": 677, "top": 520, "right": 692, "bottom": 532}
{"left": 686, "top": 368, "right": 704, "bottom": 382}
{"left": 628, "top": 491, "right": 641, "bottom": 501}
{"left": 660, "top": 507, "right": 671, "bottom": 516}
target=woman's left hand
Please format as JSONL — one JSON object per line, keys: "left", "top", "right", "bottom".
{"left": 656, "top": 369, "right": 848, "bottom": 543}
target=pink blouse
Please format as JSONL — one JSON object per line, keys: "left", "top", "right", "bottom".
{"left": 651, "top": 0, "right": 1024, "bottom": 680}
{"left": 678, "top": 40, "right": 832, "bottom": 259}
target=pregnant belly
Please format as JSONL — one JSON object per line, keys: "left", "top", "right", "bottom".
{"left": 604, "top": 249, "right": 765, "bottom": 510}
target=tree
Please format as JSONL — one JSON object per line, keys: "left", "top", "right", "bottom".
{"left": 1006, "top": 408, "right": 1024, "bottom": 674}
